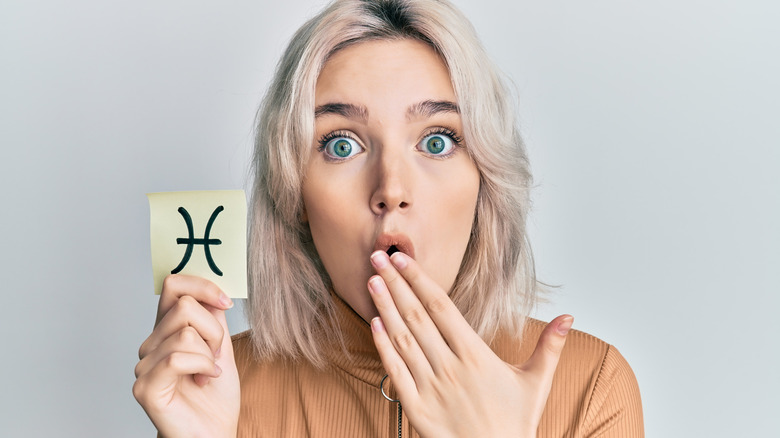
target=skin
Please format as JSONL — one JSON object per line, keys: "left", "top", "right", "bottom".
{"left": 303, "top": 39, "right": 480, "bottom": 321}
{"left": 306, "top": 39, "right": 573, "bottom": 437}
{"left": 133, "top": 39, "right": 572, "bottom": 438}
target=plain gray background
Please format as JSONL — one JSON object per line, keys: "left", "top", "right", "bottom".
{"left": 2, "top": 0, "right": 778, "bottom": 436}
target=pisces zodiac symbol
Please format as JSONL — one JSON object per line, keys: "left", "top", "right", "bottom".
{"left": 171, "top": 206, "right": 224, "bottom": 276}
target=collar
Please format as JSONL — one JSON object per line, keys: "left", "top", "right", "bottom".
{"left": 323, "top": 292, "right": 387, "bottom": 389}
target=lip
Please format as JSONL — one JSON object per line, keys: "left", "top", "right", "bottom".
{"left": 373, "top": 232, "right": 415, "bottom": 259}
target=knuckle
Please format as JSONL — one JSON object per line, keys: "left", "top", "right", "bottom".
{"left": 425, "top": 295, "right": 449, "bottom": 315}
{"left": 387, "top": 362, "right": 405, "bottom": 378}
{"left": 176, "top": 295, "right": 198, "bottom": 313}
{"left": 138, "top": 340, "right": 149, "bottom": 359}
{"left": 178, "top": 326, "right": 200, "bottom": 345}
{"left": 133, "top": 360, "right": 144, "bottom": 378}
{"left": 161, "top": 274, "right": 179, "bottom": 293}
{"left": 393, "top": 330, "right": 415, "bottom": 351}
{"left": 402, "top": 307, "right": 425, "bottom": 325}
{"left": 132, "top": 378, "right": 147, "bottom": 403}
{"left": 215, "top": 323, "right": 225, "bottom": 343}
{"left": 164, "top": 351, "right": 185, "bottom": 370}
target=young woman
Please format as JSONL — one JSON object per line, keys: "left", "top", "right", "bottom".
{"left": 134, "top": 0, "right": 643, "bottom": 436}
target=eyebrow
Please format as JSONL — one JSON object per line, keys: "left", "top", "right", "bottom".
{"left": 314, "top": 103, "right": 368, "bottom": 122}
{"left": 313, "top": 99, "right": 460, "bottom": 122}
{"left": 406, "top": 100, "right": 460, "bottom": 120}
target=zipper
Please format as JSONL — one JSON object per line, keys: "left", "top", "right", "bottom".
{"left": 381, "top": 374, "right": 403, "bottom": 438}
{"left": 396, "top": 402, "right": 403, "bottom": 438}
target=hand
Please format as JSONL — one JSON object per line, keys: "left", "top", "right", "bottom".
{"left": 368, "top": 251, "right": 572, "bottom": 438}
{"left": 133, "top": 275, "right": 241, "bottom": 438}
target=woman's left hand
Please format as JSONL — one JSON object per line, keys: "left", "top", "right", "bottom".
{"left": 368, "top": 250, "right": 573, "bottom": 438}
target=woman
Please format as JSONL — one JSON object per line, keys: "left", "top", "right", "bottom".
{"left": 134, "top": 0, "right": 643, "bottom": 436}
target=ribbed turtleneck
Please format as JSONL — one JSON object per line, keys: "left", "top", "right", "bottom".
{"left": 231, "top": 295, "right": 644, "bottom": 437}
{"left": 321, "top": 292, "right": 388, "bottom": 389}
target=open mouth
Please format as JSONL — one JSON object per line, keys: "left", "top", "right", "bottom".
{"left": 373, "top": 233, "right": 415, "bottom": 259}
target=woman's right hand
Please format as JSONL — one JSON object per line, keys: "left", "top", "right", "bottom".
{"left": 133, "top": 275, "right": 241, "bottom": 438}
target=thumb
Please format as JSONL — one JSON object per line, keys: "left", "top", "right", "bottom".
{"left": 523, "top": 315, "right": 573, "bottom": 381}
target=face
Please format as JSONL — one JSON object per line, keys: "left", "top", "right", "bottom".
{"left": 302, "top": 39, "right": 480, "bottom": 322}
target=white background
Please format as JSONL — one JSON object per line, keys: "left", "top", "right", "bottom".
{"left": 1, "top": 0, "right": 777, "bottom": 436}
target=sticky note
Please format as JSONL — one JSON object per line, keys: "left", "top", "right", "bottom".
{"left": 148, "top": 190, "right": 247, "bottom": 298}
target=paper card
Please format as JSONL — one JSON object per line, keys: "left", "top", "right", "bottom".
{"left": 148, "top": 190, "right": 247, "bottom": 298}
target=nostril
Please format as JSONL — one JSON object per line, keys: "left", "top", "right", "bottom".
{"left": 399, "top": 201, "right": 409, "bottom": 208}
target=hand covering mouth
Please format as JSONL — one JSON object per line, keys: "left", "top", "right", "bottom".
{"left": 373, "top": 233, "right": 415, "bottom": 259}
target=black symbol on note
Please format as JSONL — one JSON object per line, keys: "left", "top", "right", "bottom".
{"left": 171, "top": 206, "right": 224, "bottom": 276}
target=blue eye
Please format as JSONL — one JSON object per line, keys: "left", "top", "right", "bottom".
{"left": 419, "top": 133, "right": 455, "bottom": 156}
{"left": 321, "top": 136, "right": 363, "bottom": 160}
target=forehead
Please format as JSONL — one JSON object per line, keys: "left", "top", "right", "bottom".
{"left": 315, "top": 39, "right": 456, "bottom": 108}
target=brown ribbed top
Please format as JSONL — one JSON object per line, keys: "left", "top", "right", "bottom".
{"left": 233, "top": 296, "right": 643, "bottom": 437}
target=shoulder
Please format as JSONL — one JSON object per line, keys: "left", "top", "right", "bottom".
{"left": 495, "top": 319, "right": 644, "bottom": 437}
{"left": 231, "top": 330, "right": 252, "bottom": 361}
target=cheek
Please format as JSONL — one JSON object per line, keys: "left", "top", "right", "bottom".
{"left": 444, "top": 163, "right": 480, "bottom": 226}
{"left": 423, "top": 161, "right": 480, "bottom": 287}
{"left": 301, "top": 166, "right": 367, "bottom": 255}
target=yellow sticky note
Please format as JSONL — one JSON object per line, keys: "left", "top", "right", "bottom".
{"left": 147, "top": 190, "right": 247, "bottom": 298}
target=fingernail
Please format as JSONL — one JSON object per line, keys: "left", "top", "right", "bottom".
{"left": 219, "top": 293, "right": 233, "bottom": 309}
{"left": 371, "top": 317, "right": 385, "bottom": 333}
{"left": 390, "top": 252, "right": 407, "bottom": 269}
{"left": 556, "top": 316, "right": 574, "bottom": 336}
{"left": 370, "top": 251, "right": 389, "bottom": 268}
{"left": 215, "top": 347, "right": 222, "bottom": 359}
{"left": 368, "top": 276, "right": 384, "bottom": 294}
{"left": 215, "top": 363, "right": 223, "bottom": 376}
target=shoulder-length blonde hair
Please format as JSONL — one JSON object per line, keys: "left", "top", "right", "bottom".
{"left": 248, "top": 0, "right": 536, "bottom": 367}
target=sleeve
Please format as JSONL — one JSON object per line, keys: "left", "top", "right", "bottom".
{"left": 582, "top": 345, "right": 644, "bottom": 437}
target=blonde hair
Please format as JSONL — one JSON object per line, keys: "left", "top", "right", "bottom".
{"left": 248, "top": 0, "right": 537, "bottom": 366}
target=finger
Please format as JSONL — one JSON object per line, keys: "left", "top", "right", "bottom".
{"left": 157, "top": 274, "right": 233, "bottom": 325}
{"left": 370, "top": 316, "right": 419, "bottom": 404}
{"left": 522, "top": 315, "right": 573, "bottom": 383}
{"left": 368, "top": 274, "right": 434, "bottom": 383}
{"left": 370, "top": 251, "right": 455, "bottom": 372}
{"left": 387, "top": 251, "right": 485, "bottom": 357}
{"left": 140, "top": 295, "right": 225, "bottom": 359}
{"left": 135, "top": 326, "right": 214, "bottom": 379}
{"left": 132, "top": 351, "right": 222, "bottom": 406}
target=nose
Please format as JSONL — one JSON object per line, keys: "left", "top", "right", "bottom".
{"left": 369, "top": 153, "right": 412, "bottom": 216}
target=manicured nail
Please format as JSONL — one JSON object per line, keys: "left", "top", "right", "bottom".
{"left": 219, "top": 293, "right": 233, "bottom": 309}
{"left": 556, "top": 316, "right": 574, "bottom": 336}
{"left": 390, "top": 252, "right": 407, "bottom": 269}
{"left": 371, "top": 317, "right": 385, "bottom": 333}
{"left": 371, "top": 251, "right": 389, "bottom": 268}
{"left": 368, "top": 276, "right": 384, "bottom": 294}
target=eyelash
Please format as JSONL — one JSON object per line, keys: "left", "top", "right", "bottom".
{"left": 423, "top": 127, "right": 463, "bottom": 147}
{"left": 315, "top": 127, "right": 464, "bottom": 157}
{"left": 316, "top": 130, "right": 356, "bottom": 152}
